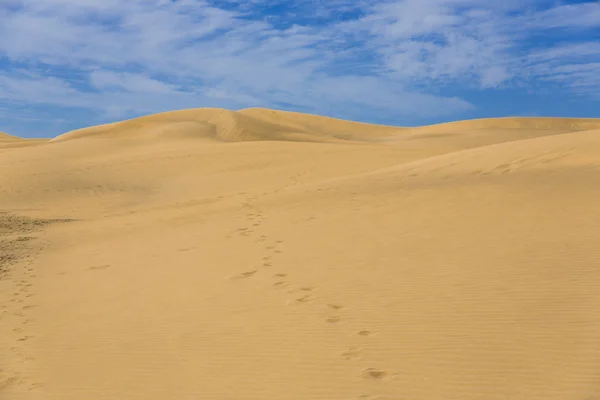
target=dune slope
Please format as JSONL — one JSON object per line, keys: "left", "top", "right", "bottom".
{"left": 51, "top": 108, "right": 600, "bottom": 149}
{"left": 1, "top": 109, "right": 600, "bottom": 400}
{"left": 51, "top": 108, "right": 378, "bottom": 144}
{"left": 0, "top": 131, "right": 49, "bottom": 150}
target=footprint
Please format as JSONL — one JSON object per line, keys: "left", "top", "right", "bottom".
{"left": 294, "top": 295, "right": 315, "bottom": 304}
{"left": 363, "top": 368, "right": 387, "bottom": 380}
{"left": 358, "top": 330, "right": 373, "bottom": 337}
{"left": 273, "top": 281, "right": 287, "bottom": 287}
{"left": 231, "top": 270, "right": 258, "bottom": 280}
{"left": 88, "top": 265, "right": 110, "bottom": 271}
{"left": 342, "top": 347, "right": 363, "bottom": 361}
{"left": 327, "top": 304, "right": 343, "bottom": 310}
{"left": 274, "top": 273, "right": 287, "bottom": 277}
{"left": 299, "top": 287, "right": 314, "bottom": 292}
{"left": 326, "top": 316, "right": 341, "bottom": 324}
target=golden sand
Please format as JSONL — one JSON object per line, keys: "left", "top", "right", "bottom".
{"left": 1, "top": 109, "right": 600, "bottom": 400}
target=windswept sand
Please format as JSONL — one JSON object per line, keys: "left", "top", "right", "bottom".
{"left": 1, "top": 109, "right": 600, "bottom": 400}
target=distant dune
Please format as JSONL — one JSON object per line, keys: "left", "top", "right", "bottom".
{"left": 0, "top": 131, "right": 22, "bottom": 142}
{"left": 50, "top": 108, "right": 407, "bottom": 144}
{"left": 1, "top": 108, "right": 600, "bottom": 400}
{"left": 48, "top": 108, "right": 600, "bottom": 148}
{"left": 0, "top": 131, "right": 48, "bottom": 149}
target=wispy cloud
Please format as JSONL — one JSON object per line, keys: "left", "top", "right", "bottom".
{"left": 0, "top": 0, "right": 598, "bottom": 137}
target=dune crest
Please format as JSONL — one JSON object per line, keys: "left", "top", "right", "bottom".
{"left": 0, "top": 131, "right": 49, "bottom": 149}
{"left": 0, "top": 131, "right": 19, "bottom": 141}
{"left": 50, "top": 108, "right": 600, "bottom": 147}
{"left": 412, "top": 116, "right": 600, "bottom": 133}
{"left": 51, "top": 108, "right": 366, "bottom": 144}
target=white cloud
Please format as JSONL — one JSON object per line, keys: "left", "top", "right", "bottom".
{"left": 526, "top": 41, "right": 600, "bottom": 95}
{"left": 89, "top": 71, "right": 177, "bottom": 93}
{"left": 354, "top": 0, "right": 599, "bottom": 91}
{"left": 529, "top": 2, "right": 600, "bottom": 29}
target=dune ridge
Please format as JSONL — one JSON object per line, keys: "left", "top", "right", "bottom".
{"left": 0, "top": 131, "right": 49, "bottom": 150}
{"left": 1, "top": 107, "right": 600, "bottom": 400}
{"left": 339, "top": 126, "right": 600, "bottom": 184}
{"left": 45, "top": 108, "right": 600, "bottom": 144}
{"left": 1, "top": 107, "right": 596, "bottom": 145}
{"left": 50, "top": 108, "right": 373, "bottom": 144}
{"left": 411, "top": 116, "right": 600, "bottom": 132}
{"left": 0, "top": 131, "right": 21, "bottom": 142}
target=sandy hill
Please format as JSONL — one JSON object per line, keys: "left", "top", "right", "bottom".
{"left": 50, "top": 108, "right": 600, "bottom": 149}
{"left": 413, "top": 116, "right": 600, "bottom": 132}
{"left": 0, "top": 131, "right": 48, "bottom": 149}
{"left": 0, "top": 131, "right": 21, "bottom": 143}
{"left": 1, "top": 108, "right": 600, "bottom": 400}
{"left": 51, "top": 108, "right": 398, "bottom": 144}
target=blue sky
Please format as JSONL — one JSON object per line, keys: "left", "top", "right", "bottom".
{"left": 0, "top": 0, "right": 599, "bottom": 138}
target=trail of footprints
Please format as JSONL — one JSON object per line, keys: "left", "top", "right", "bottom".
{"left": 0, "top": 257, "right": 42, "bottom": 392}
{"left": 228, "top": 189, "right": 393, "bottom": 398}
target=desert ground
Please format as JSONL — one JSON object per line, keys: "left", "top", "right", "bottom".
{"left": 1, "top": 108, "right": 600, "bottom": 400}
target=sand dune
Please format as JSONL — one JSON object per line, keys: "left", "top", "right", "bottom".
{"left": 413, "top": 116, "right": 600, "bottom": 132}
{"left": 0, "top": 131, "right": 48, "bottom": 150}
{"left": 1, "top": 108, "right": 600, "bottom": 400}
{"left": 51, "top": 107, "right": 600, "bottom": 149}
{"left": 51, "top": 108, "right": 388, "bottom": 144}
